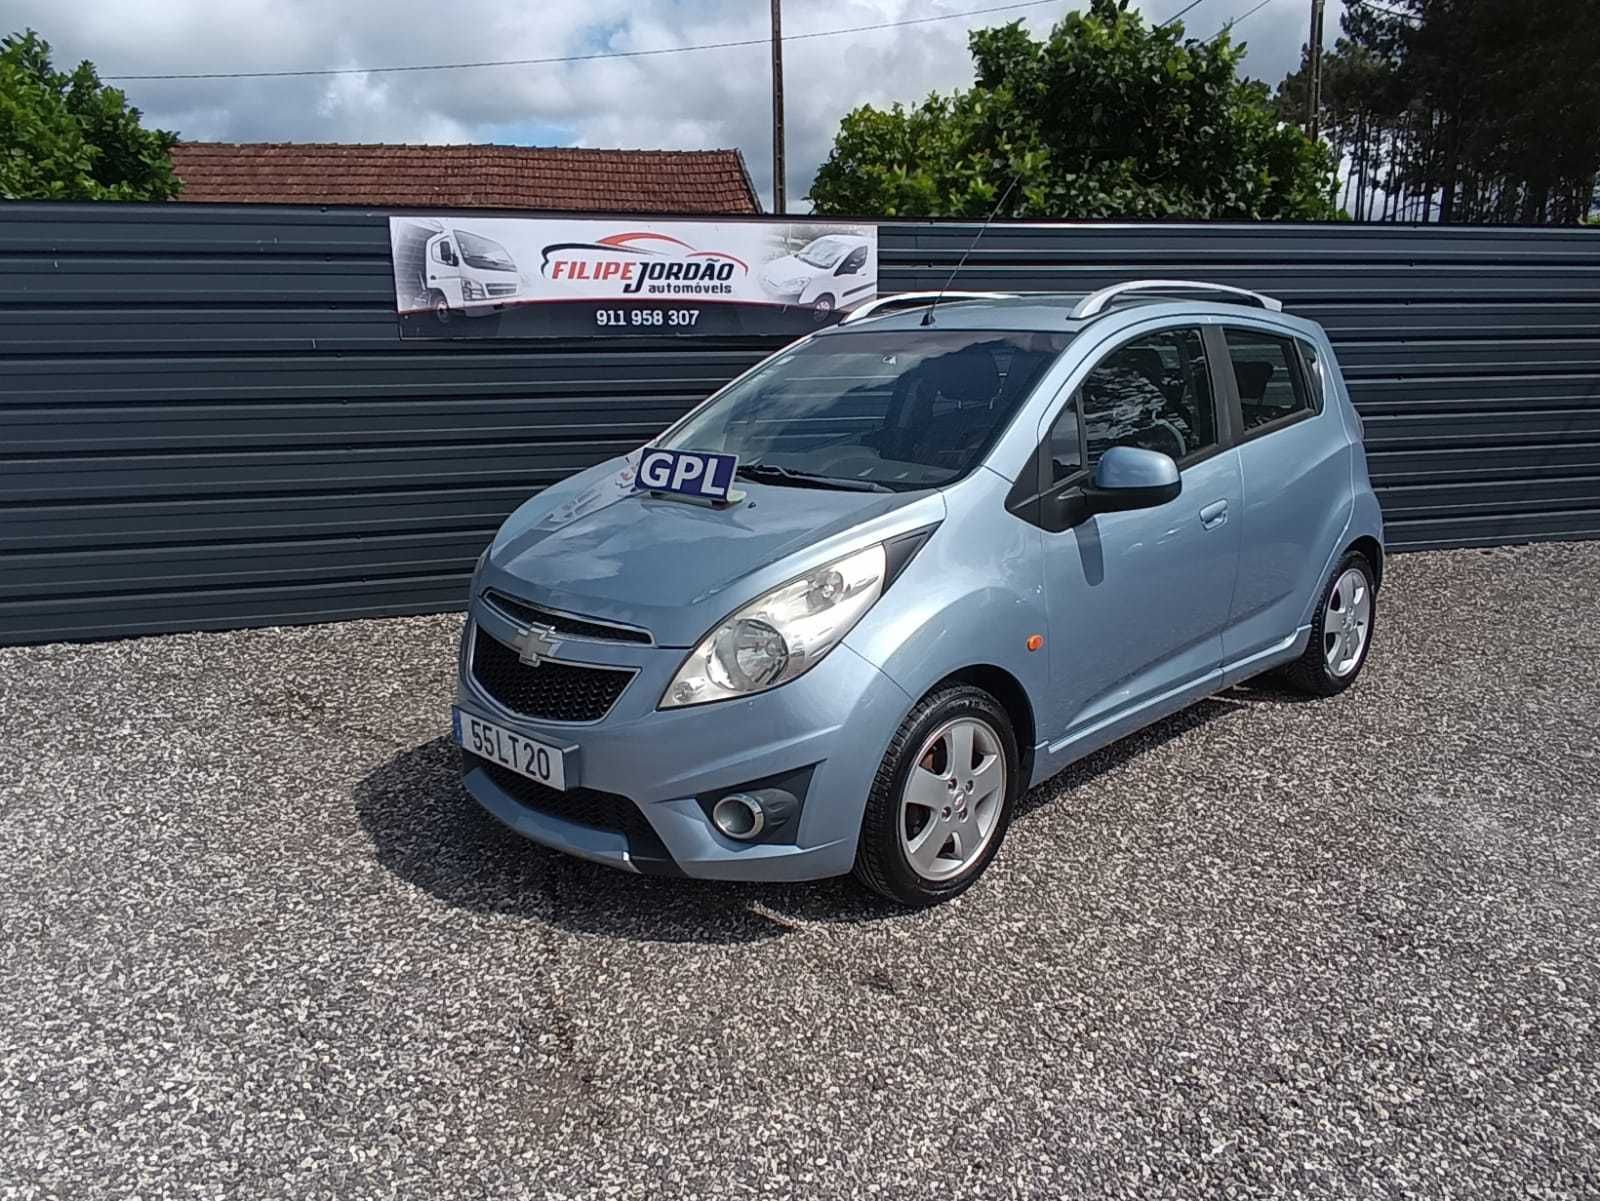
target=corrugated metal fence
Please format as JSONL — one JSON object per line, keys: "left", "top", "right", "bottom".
{"left": 3, "top": 204, "right": 1597, "bottom": 644}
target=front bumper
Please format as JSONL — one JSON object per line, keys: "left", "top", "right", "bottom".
{"left": 455, "top": 601, "right": 912, "bottom": 881}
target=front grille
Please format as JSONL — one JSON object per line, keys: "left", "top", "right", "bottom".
{"left": 472, "top": 755, "right": 641, "bottom": 832}
{"left": 471, "top": 627, "right": 633, "bottom": 722}
{"left": 486, "top": 282, "right": 518, "bottom": 297}
{"left": 484, "top": 591, "right": 652, "bottom": 645}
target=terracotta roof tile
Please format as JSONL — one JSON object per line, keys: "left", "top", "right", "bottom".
{"left": 170, "top": 143, "right": 761, "bottom": 214}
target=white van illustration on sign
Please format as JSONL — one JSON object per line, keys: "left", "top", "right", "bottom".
{"left": 760, "top": 233, "right": 875, "bottom": 315}
{"left": 394, "top": 221, "right": 522, "bottom": 320}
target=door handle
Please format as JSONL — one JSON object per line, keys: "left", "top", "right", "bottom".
{"left": 1199, "top": 499, "right": 1229, "bottom": 530}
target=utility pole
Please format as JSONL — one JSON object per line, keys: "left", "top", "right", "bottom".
{"left": 764, "top": 0, "right": 784, "bottom": 214}
{"left": 1305, "top": 0, "right": 1326, "bottom": 142}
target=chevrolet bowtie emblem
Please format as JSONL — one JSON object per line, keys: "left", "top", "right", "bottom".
{"left": 514, "top": 624, "right": 562, "bottom": 666}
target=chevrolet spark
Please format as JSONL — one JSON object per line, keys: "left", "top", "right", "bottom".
{"left": 456, "top": 281, "right": 1383, "bottom": 905}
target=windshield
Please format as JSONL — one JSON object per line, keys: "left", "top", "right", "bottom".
{"left": 454, "top": 229, "right": 516, "bottom": 272}
{"left": 658, "top": 330, "right": 1072, "bottom": 491}
{"left": 796, "top": 237, "right": 851, "bottom": 268}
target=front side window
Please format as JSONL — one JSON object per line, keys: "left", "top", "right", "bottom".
{"left": 1225, "top": 329, "right": 1310, "bottom": 433}
{"left": 1042, "top": 395, "right": 1083, "bottom": 483}
{"left": 1077, "top": 327, "right": 1218, "bottom": 466}
{"left": 660, "top": 330, "right": 1071, "bottom": 491}
{"left": 453, "top": 230, "right": 516, "bottom": 272}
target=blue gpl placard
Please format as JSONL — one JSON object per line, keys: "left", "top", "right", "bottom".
{"left": 635, "top": 448, "right": 739, "bottom": 502}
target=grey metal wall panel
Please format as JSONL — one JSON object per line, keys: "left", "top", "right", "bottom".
{"left": 2, "top": 203, "right": 1597, "bottom": 644}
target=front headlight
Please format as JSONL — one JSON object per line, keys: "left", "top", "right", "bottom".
{"left": 461, "top": 279, "right": 485, "bottom": 300}
{"left": 660, "top": 543, "right": 886, "bottom": 708}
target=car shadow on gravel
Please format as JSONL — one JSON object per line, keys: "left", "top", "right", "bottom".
{"left": 1011, "top": 694, "right": 1244, "bottom": 818}
{"left": 354, "top": 736, "right": 877, "bottom": 944}
{"left": 356, "top": 697, "right": 1244, "bottom": 944}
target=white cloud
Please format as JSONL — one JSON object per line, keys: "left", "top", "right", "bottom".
{"left": 9, "top": 0, "right": 1334, "bottom": 208}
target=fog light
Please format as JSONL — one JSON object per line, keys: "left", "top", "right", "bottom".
{"left": 711, "top": 793, "right": 765, "bottom": 841}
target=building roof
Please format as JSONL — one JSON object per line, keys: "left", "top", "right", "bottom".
{"left": 169, "top": 143, "right": 762, "bottom": 214}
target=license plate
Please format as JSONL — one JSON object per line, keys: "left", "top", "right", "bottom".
{"left": 453, "top": 708, "right": 567, "bottom": 790}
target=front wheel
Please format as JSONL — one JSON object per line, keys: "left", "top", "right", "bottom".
{"left": 853, "top": 684, "right": 1019, "bottom": 906}
{"left": 1280, "top": 551, "right": 1377, "bottom": 696}
{"left": 811, "top": 293, "right": 836, "bottom": 319}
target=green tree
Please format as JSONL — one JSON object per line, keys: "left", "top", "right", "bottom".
{"left": 1277, "top": 0, "right": 1600, "bottom": 224}
{"left": 0, "top": 29, "right": 180, "bottom": 200}
{"left": 808, "top": 0, "right": 1338, "bottom": 219}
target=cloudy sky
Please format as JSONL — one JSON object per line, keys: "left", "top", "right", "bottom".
{"left": 11, "top": 0, "right": 1343, "bottom": 209}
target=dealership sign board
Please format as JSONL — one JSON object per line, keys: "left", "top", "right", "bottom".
{"left": 390, "top": 216, "right": 877, "bottom": 338}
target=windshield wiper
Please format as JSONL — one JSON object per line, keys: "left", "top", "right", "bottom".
{"left": 736, "top": 462, "right": 892, "bottom": 493}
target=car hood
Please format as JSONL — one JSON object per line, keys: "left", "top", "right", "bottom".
{"left": 481, "top": 453, "right": 942, "bottom": 647}
{"left": 762, "top": 254, "right": 813, "bottom": 286}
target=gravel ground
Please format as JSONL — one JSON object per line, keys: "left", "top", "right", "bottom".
{"left": 2, "top": 543, "right": 1599, "bottom": 1200}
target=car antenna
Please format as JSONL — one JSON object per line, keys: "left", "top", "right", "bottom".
{"left": 921, "top": 171, "right": 1023, "bottom": 328}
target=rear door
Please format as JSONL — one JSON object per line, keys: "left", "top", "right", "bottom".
{"left": 1213, "top": 325, "right": 1353, "bottom": 667}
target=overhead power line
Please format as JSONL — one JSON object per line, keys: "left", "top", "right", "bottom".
{"left": 1346, "top": 0, "right": 1422, "bottom": 23}
{"left": 1204, "top": 0, "right": 1281, "bottom": 43}
{"left": 1158, "top": 0, "right": 1213, "bottom": 29}
{"left": 105, "top": 0, "right": 1066, "bottom": 82}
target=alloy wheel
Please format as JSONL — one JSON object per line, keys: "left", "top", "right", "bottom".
{"left": 1324, "top": 566, "right": 1372, "bottom": 677}
{"left": 898, "top": 716, "right": 1006, "bottom": 881}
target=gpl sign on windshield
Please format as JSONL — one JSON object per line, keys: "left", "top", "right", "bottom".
{"left": 634, "top": 448, "right": 739, "bottom": 502}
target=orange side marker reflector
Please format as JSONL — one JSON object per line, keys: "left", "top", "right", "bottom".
{"left": 1026, "top": 634, "right": 1044, "bottom": 652}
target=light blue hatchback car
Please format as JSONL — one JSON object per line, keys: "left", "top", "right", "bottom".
{"left": 455, "top": 281, "right": 1383, "bottom": 905}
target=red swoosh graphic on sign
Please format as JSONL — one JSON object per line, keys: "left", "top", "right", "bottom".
{"left": 597, "top": 231, "right": 694, "bottom": 252}
{"left": 595, "top": 231, "right": 747, "bottom": 271}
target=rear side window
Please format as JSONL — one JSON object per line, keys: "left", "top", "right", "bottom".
{"left": 1224, "top": 330, "right": 1310, "bottom": 433}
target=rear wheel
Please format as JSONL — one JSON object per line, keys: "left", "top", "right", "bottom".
{"left": 853, "top": 685, "right": 1019, "bottom": 906}
{"left": 1280, "top": 552, "right": 1377, "bottom": 696}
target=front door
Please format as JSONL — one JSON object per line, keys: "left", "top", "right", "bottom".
{"left": 1032, "top": 325, "right": 1243, "bottom": 741}
{"left": 425, "top": 233, "right": 464, "bottom": 307}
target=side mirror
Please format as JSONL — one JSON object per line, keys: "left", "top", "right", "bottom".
{"left": 1081, "top": 445, "right": 1181, "bottom": 514}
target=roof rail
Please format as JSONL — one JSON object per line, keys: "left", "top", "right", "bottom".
{"left": 1071, "top": 280, "right": 1283, "bottom": 319}
{"left": 841, "top": 291, "right": 1015, "bottom": 324}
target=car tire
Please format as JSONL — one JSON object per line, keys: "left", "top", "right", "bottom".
{"left": 1280, "top": 551, "right": 1377, "bottom": 697}
{"left": 432, "top": 293, "right": 452, "bottom": 324}
{"left": 852, "top": 684, "right": 1020, "bottom": 906}
{"left": 811, "top": 293, "right": 836, "bottom": 318}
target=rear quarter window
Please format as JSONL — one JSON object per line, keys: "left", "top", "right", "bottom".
{"left": 1299, "top": 340, "right": 1326, "bottom": 410}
